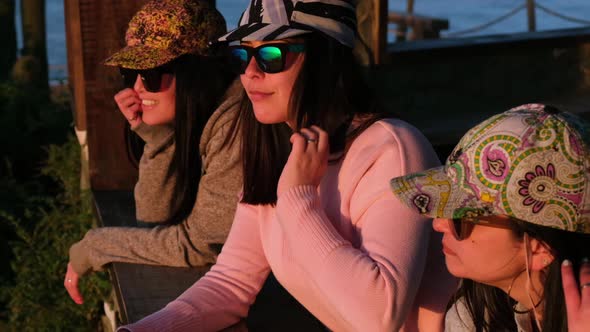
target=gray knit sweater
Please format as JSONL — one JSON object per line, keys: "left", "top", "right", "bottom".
{"left": 69, "top": 81, "right": 243, "bottom": 275}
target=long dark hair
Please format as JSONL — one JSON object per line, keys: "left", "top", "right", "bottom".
{"left": 453, "top": 219, "right": 590, "bottom": 332}
{"left": 235, "top": 33, "right": 387, "bottom": 205}
{"left": 126, "top": 53, "right": 235, "bottom": 224}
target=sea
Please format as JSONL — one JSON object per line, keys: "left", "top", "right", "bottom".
{"left": 14, "top": 0, "right": 590, "bottom": 83}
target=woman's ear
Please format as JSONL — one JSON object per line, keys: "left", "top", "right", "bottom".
{"left": 529, "top": 238, "right": 555, "bottom": 271}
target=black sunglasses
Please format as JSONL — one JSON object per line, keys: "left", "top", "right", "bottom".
{"left": 229, "top": 43, "right": 305, "bottom": 74}
{"left": 119, "top": 64, "right": 174, "bottom": 93}
{"left": 449, "top": 216, "right": 513, "bottom": 241}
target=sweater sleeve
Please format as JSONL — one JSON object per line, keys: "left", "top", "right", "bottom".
{"left": 68, "top": 104, "right": 242, "bottom": 275}
{"left": 273, "top": 120, "right": 448, "bottom": 332}
{"left": 118, "top": 202, "right": 270, "bottom": 332}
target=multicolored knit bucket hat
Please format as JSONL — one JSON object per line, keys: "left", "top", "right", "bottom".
{"left": 218, "top": 0, "right": 357, "bottom": 47}
{"left": 104, "top": 0, "right": 226, "bottom": 70}
{"left": 390, "top": 104, "right": 590, "bottom": 234}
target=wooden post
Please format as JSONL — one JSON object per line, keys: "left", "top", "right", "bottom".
{"left": 395, "top": 0, "right": 414, "bottom": 42}
{"left": 64, "top": 0, "right": 86, "bottom": 132}
{"left": 406, "top": 0, "right": 414, "bottom": 13}
{"left": 356, "top": 0, "right": 388, "bottom": 65}
{"left": 526, "top": 0, "right": 536, "bottom": 32}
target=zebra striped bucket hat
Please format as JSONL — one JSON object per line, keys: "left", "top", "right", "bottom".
{"left": 218, "top": 0, "right": 357, "bottom": 47}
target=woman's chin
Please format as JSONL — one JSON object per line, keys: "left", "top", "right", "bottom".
{"left": 252, "top": 110, "right": 287, "bottom": 125}
{"left": 141, "top": 114, "right": 173, "bottom": 126}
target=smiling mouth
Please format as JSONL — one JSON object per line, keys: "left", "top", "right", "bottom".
{"left": 142, "top": 99, "right": 157, "bottom": 106}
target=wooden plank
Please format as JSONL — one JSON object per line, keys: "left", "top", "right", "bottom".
{"left": 388, "top": 12, "right": 449, "bottom": 31}
{"left": 112, "top": 263, "right": 209, "bottom": 324}
{"left": 388, "top": 11, "right": 449, "bottom": 40}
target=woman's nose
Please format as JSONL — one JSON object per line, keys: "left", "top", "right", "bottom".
{"left": 133, "top": 74, "right": 145, "bottom": 92}
{"left": 243, "top": 57, "right": 262, "bottom": 78}
{"left": 433, "top": 218, "right": 451, "bottom": 233}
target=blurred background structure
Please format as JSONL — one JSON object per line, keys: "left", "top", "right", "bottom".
{"left": 0, "top": 0, "right": 589, "bottom": 330}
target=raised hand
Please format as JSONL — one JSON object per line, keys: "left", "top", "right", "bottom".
{"left": 114, "top": 88, "right": 143, "bottom": 127}
{"left": 277, "top": 126, "right": 329, "bottom": 197}
{"left": 561, "top": 258, "right": 590, "bottom": 332}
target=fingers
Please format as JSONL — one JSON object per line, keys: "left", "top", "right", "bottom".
{"left": 562, "top": 259, "right": 581, "bottom": 316}
{"left": 581, "top": 258, "right": 590, "bottom": 307}
{"left": 311, "top": 125, "right": 329, "bottom": 156}
{"left": 64, "top": 262, "right": 84, "bottom": 305}
{"left": 114, "top": 88, "right": 142, "bottom": 122}
{"left": 290, "top": 132, "right": 306, "bottom": 155}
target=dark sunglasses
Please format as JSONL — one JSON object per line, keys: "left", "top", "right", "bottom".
{"left": 449, "top": 216, "right": 513, "bottom": 240}
{"left": 229, "top": 43, "right": 305, "bottom": 74}
{"left": 119, "top": 65, "right": 174, "bottom": 93}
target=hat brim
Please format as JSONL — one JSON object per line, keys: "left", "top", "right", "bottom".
{"left": 218, "top": 22, "right": 311, "bottom": 43}
{"left": 104, "top": 44, "right": 180, "bottom": 70}
{"left": 390, "top": 165, "right": 494, "bottom": 220}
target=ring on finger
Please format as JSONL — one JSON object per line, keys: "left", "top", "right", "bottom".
{"left": 67, "top": 278, "right": 72, "bottom": 283}
{"left": 581, "top": 282, "right": 590, "bottom": 290}
{"left": 306, "top": 138, "right": 318, "bottom": 143}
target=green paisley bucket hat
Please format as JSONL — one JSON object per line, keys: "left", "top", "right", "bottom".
{"left": 104, "top": 0, "right": 226, "bottom": 70}
{"left": 390, "top": 104, "right": 590, "bottom": 234}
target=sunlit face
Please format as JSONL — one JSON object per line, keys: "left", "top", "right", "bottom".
{"left": 239, "top": 40, "right": 305, "bottom": 127}
{"left": 433, "top": 215, "right": 527, "bottom": 289}
{"left": 133, "top": 73, "right": 176, "bottom": 125}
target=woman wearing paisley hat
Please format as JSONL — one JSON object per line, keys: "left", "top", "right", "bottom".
{"left": 119, "top": 0, "right": 456, "bottom": 331}
{"left": 390, "top": 104, "right": 590, "bottom": 331}
{"left": 64, "top": 0, "right": 243, "bottom": 305}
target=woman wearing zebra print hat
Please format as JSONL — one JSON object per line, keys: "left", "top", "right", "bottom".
{"left": 119, "top": 1, "right": 455, "bottom": 331}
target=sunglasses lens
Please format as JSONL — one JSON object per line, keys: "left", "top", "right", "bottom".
{"left": 450, "top": 219, "right": 474, "bottom": 240}
{"left": 451, "top": 219, "right": 462, "bottom": 240}
{"left": 140, "top": 70, "right": 163, "bottom": 93}
{"left": 257, "top": 46, "right": 284, "bottom": 73}
{"left": 230, "top": 47, "right": 250, "bottom": 73}
{"left": 119, "top": 68, "right": 138, "bottom": 88}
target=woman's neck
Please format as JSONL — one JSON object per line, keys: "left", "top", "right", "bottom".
{"left": 500, "top": 271, "right": 545, "bottom": 325}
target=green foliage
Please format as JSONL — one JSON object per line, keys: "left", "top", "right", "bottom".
{"left": 0, "top": 79, "right": 111, "bottom": 331}
{"left": 0, "top": 135, "right": 111, "bottom": 331}
{"left": 0, "top": 81, "right": 72, "bottom": 316}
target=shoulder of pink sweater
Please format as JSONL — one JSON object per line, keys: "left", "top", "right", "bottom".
{"left": 344, "top": 118, "right": 440, "bottom": 172}
{"left": 351, "top": 118, "right": 433, "bottom": 151}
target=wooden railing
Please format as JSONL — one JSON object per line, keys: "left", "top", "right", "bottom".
{"left": 388, "top": 11, "right": 449, "bottom": 41}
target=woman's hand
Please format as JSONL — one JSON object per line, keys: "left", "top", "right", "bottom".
{"left": 277, "top": 126, "right": 329, "bottom": 197}
{"left": 64, "top": 262, "right": 84, "bottom": 305}
{"left": 114, "top": 88, "right": 142, "bottom": 127}
{"left": 562, "top": 258, "right": 590, "bottom": 332}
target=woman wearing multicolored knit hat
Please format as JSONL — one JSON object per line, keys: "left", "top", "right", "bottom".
{"left": 64, "top": 0, "right": 244, "bottom": 305}
{"left": 390, "top": 104, "right": 590, "bottom": 331}
{"left": 119, "top": 0, "right": 455, "bottom": 331}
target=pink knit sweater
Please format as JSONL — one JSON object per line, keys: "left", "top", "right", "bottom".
{"left": 120, "top": 119, "right": 456, "bottom": 332}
